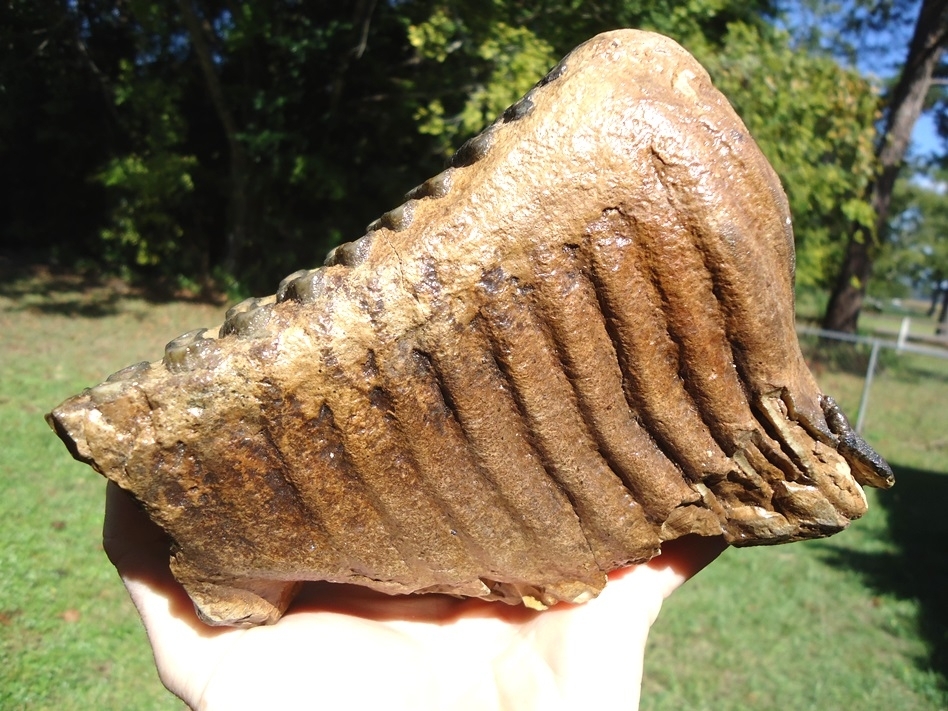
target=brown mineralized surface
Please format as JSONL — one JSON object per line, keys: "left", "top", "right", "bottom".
{"left": 47, "top": 30, "right": 893, "bottom": 627}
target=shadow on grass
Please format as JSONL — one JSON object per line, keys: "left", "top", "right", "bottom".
{"left": 818, "top": 464, "right": 948, "bottom": 692}
{"left": 8, "top": 286, "right": 127, "bottom": 318}
{"left": 882, "top": 360, "right": 948, "bottom": 387}
{"left": 0, "top": 255, "right": 225, "bottom": 317}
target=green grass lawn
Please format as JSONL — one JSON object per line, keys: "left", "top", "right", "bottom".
{"left": 0, "top": 267, "right": 222, "bottom": 710}
{"left": 2, "top": 266, "right": 946, "bottom": 709}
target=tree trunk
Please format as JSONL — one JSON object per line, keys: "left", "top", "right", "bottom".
{"left": 178, "top": 0, "right": 250, "bottom": 276}
{"left": 822, "top": 232, "right": 874, "bottom": 333}
{"left": 823, "top": 0, "right": 948, "bottom": 333}
{"left": 938, "top": 286, "right": 948, "bottom": 336}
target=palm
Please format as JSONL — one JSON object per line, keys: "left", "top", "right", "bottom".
{"left": 104, "top": 482, "right": 723, "bottom": 710}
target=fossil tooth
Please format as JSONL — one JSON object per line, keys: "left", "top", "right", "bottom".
{"left": 379, "top": 201, "right": 416, "bottom": 232}
{"left": 538, "top": 58, "right": 567, "bottom": 86}
{"left": 46, "top": 30, "right": 893, "bottom": 627}
{"left": 275, "top": 269, "right": 310, "bottom": 302}
{"left": 220, "top": 296, "right": 276, "bottom": 337}
{"left": 105, "top": 361, "right": 150, "bottom": 383}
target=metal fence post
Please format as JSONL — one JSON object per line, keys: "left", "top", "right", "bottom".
{"left": 795, "top": 324, "right": 947, "bottom": 437}
{"left": 897, "top": 317, "right": 910, "bottom": 352}
{"left": 855, "top": 339, "right": 881, "bottom": 434}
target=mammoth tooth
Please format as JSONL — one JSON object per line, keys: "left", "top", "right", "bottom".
{"left": 46, "top": 30, "right": 893, "bottom": 627}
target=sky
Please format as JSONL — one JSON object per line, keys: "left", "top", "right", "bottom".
{"left": 784, "top": 0, "right": 943, "bottom": 162}
{"left": 911, "top": 113, "right": 942, "bottom": 160}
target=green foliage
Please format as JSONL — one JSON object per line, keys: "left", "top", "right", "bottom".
{"left": 97, "top": 58, "right": 199, "bottom": 270}
{"left": 700, "top": 22, "right": 880, "bottom": 290}
{"left": 74, "top": 0, "right": 781, "bottom": 291}
{"left": 403, "top": 0, "right": 776, "bottom": 157}
{"left": 409, "top": 12, "right": 557, "bottom": 152}
{"left": 97, "top": 151, "right": 198, "bottom": 267}
{"left": 1, "top": 0, "right": 899, "bottom": 300}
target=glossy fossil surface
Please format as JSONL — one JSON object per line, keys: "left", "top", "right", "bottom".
{"left": 47, "top": 30, "right": 893, "bottom": 627}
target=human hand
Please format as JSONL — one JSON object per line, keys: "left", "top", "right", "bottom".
{"left": 103, "top": 481, "right": 724, "bottom": 710}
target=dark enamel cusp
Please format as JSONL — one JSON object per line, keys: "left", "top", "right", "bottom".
{"left": 224, "top": 296, "right": 259, "bottom": 322}
{"left": 276, "top": 270, "right": 309, "bottom": 301}
{"left": 87, "top": 362, "right": 151, "bottom": 405}
{"left": 366, "top": 217, "right": 383, "bottom": 233}
{"left": 292, "top": 269, "right": 329, "bottom": 302}
{"left": 537, "top": 59, "right": 567, "bottom": 87}
{"left": 271, "top": 269, "right": 327, "bottom": 305}
{"left": 450, "top": 127, "right": 496, "bottom": 168}
{"left": 380, "top": 201, "right": 415, "bottom": 232}
{"left": 502, "top": 96, "right": 534, "bottom": 123}
{"left": 323, "top": 244, "right": 347, "bottom": 267}
{"left": 445, "top": 62, "right": 559, "bottom": 170}
{"left": 220, "top": 297, "right": 274, "bottom": 337}
{"left": 325, "top": 232, "right": 375, "bottom": 268}
{"left": 362, "top": 202, "right": 415, "bottom": 237}
{"left": 405, "top": 169, "right": 453, "bottom": 201}
{"left": 441, "top": 62, "right": 562, "bottom": 170}
{"left": 106, "top": 360, "right": 151, "bottom": 383}
{"left": 163, "top": 328, "right": 221, "bottom": 373}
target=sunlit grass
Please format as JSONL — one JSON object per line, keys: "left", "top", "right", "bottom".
{"left": 0, "top": 269, "right": 221, "bottom": 710}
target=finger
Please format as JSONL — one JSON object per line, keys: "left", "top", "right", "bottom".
{"left": 640, "top": 534, "right": 728, "bottom": 598}
{"left": 103, "top": 482, "right": 244, "bottom": 704}
{"left": 502, "top": 535, "right": 726, "bottom": 708}
{"left": 103, "top": 480, "right": 169, "bottom": 568}
{"left": 559, "top": 564, "right": 668, "bottom": 706}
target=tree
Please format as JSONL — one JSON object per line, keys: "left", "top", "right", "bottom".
{"left": 88, "top": 1, "right": 431, "bottom": 290}
{"left": 395, "top": 3, "right": 883, "bottom": 299}
{"left": 822, "top": 0, "right": 948, "bottom": 333}
{"left": 12, "top": 0, "right": 889, "bottom": 302}
{"left": 403, "top": 1, "right": 778, "bottom": 156}
{"left": 176, "top": 0, "right": 250, "bottom": 275}
{"left": 0, "top": 0, "right": 126, "bottom": 262}
{"left": 57, "top": 0, "right": 786, "bottom": 292}
{"left": 873, "top": 174, "right": 948, "bottom": 331}
{"left": 699, "top": 22, "right": 878, "bottom": 292}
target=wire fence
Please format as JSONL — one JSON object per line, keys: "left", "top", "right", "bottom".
{"left": 795, "top": 321, "right": 948, "bottom": 472}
